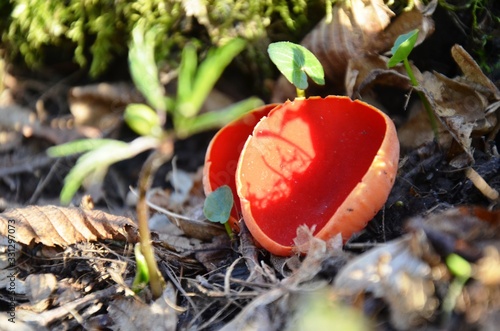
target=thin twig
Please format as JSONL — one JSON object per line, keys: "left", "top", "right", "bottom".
{"left": 465, "top": 167, "right": 500, "bottom": 201}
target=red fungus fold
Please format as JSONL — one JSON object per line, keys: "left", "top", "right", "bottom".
{"left": 236, "top": 96, "right": 399, "bottom": 256}
{"left": 203, "top": 104, "right": 277, "bottom": 229}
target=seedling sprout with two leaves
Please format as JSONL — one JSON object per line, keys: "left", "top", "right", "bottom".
{"left": 268, "top": 41, "right": 325, "bottom": 98}
{"left": 388, "top": 29, "right": 439, "bottom": 139}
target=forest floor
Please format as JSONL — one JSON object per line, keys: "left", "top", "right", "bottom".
{"left": 1, "top": 1, "right": 500, "bottom": 330}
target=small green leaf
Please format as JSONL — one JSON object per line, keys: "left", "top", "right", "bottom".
{"left": 203, "top": 185, "right": 234, "bottom": 224}
{"left": 56, "top": 137, "right": 159, "bottom": 204}
{"left": 268, "top": 41, "right": 325, "bottom": 90}
{"left": 177, "top": 44, "right": 198, "bottom": 109}
{"left": 388, "top": 29, "right": 419, "bottom": 68}
{"left": 124, "top": 103, "right": 162, "bottom": 137}
{"left": 129, "top": 20, "right": 166, "bottom": 112}
{"left": 176, "top": 97, "right": 264, "bottom": 138}
{"left": 446, "top": 253, "right": 472, "bottom": 280}
{"left": 177, "top": 38, "right": 247, "bottom": 119}
{"left": 47, "top": 138, "right": 116, "bottom": 157}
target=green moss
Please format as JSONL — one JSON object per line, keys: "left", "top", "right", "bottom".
{"left": 1, "top": 0, "right": 320, "bottom": 77}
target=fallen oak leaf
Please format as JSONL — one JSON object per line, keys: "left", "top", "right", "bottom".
{"left": 0, "top": 205, "right": 137, "bottom": 248}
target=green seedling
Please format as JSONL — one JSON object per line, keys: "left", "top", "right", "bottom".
{"left": 203, "top": 185, "right": 234, "bottom": 239}
{"left": 388, "top": 29, "right": 439, "bottom": 139}
{"left": 48, "top": 19, "right": 263, "bottom": 298}
{"left": 48, "top": 21, "right": 263, "bottom": 205}
{"left": 267, "top": 41, "right": 325, "bottom": 98}
{"left": 131, "top": 243, "right": 150, "bottom": 293}
{"left": 442, "top": 253, "right": 472, "bottom": 325}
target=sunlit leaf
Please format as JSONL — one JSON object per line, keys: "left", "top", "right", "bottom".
{"left": 57, "top": 137, "right": 159, "bottom": 204}
{"left": 203, "top": 185, "right": 233, "bottom": 224}
{"left": 388, "top": 29, "right": 419, "bottom": 68}
{"left": 177, "top": 38, "right": 247, "bottom": 118}
{"left": 124, "top": 103, "right": 162, "bottom": 137}
{"left": 268, "top": 41, "right": 325, "bottom": 90}
{"left": 177, "top": 44, "right": 198, "bottom": 108}
{"left": 129, "top": 20, "right": 166, "bottom": 112}
{"left": 176, "top": 97, "right": 264, "bottom": 138}
{"left": 47, "top": 138, "right": 116, "bottom": 157}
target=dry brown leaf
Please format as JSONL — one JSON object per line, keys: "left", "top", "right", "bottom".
{"left": 399, "top": 45, "right": 499, "bottom": 154}
{"left": 334, "top": 233, "right": 440, "bottom": 329}
{"left": 25, "top": 274, "right": 58, "bottom": 313}
{"left": 346, "top": 55, "right": 413, "bottom": 98}
{"left": 421, "top": 72, "right": 496, "bottom": 157}
{"left": 407, "top": 206, "right": 500, "bottom": 261}
{"left": 0, "top": 104, "right": 84, "bottom": 145}
{"left": 220, "top": 226, "right": 345, "bottom": 330}
{"left": 107, "top": 283, "right": 178, "bottom": 331}
{"left": 0, "top": 268, "right": 26, "bottom": 293}
{"left": 451, "top": 45, "right": 500, "bottom": 100}
{"left": 0, "top": 205, "right": 137, "bottom": 247}
{"left": 405, "top": 207, "right": 500, "bottom": 328}
{"left": 397, "top": 100, "right": 452, "bottom": 150}
{"left": 475, "top": 246, "right": 500, "bottom": 286}
{"left": 68, "top": 82, "right": 143, "bottom": 131}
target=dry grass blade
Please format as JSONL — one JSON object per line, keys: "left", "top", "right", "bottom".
{"left": 0, "top": 205, "right": 137, "bottom": 247}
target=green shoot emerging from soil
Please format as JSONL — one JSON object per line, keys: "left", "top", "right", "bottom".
{"left": 388, "top": 29, "right": 439, "bottom": 139}
{"left": 442, "top": 253, "right": 472, "bottom": 325}
{"left": 267, "top": 41, "right": 325, "bottom": 98}
{"left": 131, "top": 243, "right": 150, "bottom": 293}
{"left": 203, "top": 185, "right": 234, "bottom": 239}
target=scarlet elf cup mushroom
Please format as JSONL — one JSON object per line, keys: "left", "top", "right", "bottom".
{"left": 204, "top": 96, "right": 399, "bottom": 256}
{"left": 203, "top": 104, "right": 278, "bottom": 230}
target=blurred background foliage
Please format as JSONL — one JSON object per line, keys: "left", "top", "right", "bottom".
{"left": 0, "top": 0, "right": 325, "bottom": 78}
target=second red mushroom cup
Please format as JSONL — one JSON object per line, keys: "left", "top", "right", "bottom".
{"left": 205, "top": 96, "right": 399, "bottom": 256}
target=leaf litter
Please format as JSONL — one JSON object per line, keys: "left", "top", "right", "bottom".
{"left": 1, "top": 0, "right": 500, "bottom": 330}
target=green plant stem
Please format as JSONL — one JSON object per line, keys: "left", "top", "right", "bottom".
{"left": 224, "top": 222, "right": 234, "bottom": 240}
{"left": 441, "top": 276, "right": 468, "bottom": 326}
{"left": 296, "top": 88, "right": 305, "bottom": 98}
{"left": 136, "top": 137, "right": 173, "bottom": 298}
{"left": 403, "top": 58, "right": 439, "bottom": 140}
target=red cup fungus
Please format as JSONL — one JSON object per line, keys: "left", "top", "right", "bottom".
{"left": 204, "top": 96, "right": 399, "bottom": 256}
{"left": 203, "top": 104, "right": 277, "bottom": 230}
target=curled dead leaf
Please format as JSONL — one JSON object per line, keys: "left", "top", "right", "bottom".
{"left": 0, "top": 205, "right": 137, "bottom": 248}
{"left": 399, "top": 45, "right": 499, "bottom": 155}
